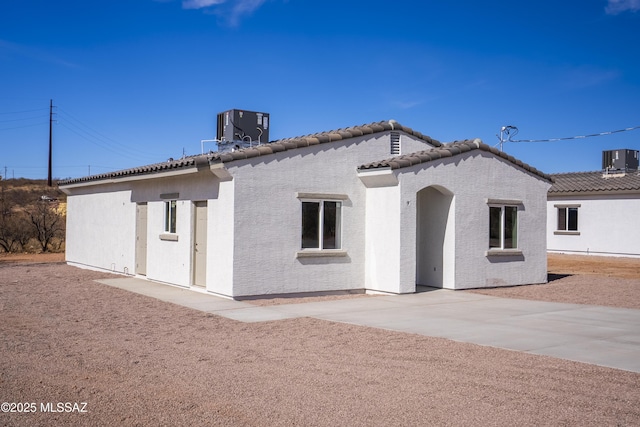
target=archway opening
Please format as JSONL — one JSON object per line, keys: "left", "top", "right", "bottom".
{"left": 416, "top": 186, "right": 454, "bottom": 289}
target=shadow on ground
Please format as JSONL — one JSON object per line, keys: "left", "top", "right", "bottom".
{"left": 547, "top": 273, "right": 572, "bottom": 282}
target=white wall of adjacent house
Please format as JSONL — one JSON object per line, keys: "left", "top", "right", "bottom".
{"left": 66, "top": 189, "right": 136, "bottom": 274}
{"left": 547, "top": 194, "right": 640, "bottom": 257}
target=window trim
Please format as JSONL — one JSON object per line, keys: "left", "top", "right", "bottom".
{"left": 164, "top": 200, "right": 177, "bottom": 234}
{"left": 554, "top": 204, "right": 581, "bottom": 235}
{"left": 296, "top": 192, "right": 348, "bottom": 200}
{"left": 487, "top": 202, "right": 520, "bottom": 254}
{"left": 296, "top": 193, "right": 346, "bottom": 256}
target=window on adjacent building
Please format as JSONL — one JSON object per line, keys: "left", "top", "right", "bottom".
{"left": 164, "top": 200, "right": 177, "bottom": 233}
{"left": 489, "top": 205, "right": 518, "bottom": 249}
{"left": 301, "top": 200, "right": 342, "bottom": 250}
{"left": 557, "top": 206, "right": 579, "bottom": 231}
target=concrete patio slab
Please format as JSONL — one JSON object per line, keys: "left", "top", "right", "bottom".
{"left": 95, "top": 277, "right": 640, "bottom": 373}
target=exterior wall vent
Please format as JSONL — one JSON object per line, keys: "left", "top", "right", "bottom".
{"left": 390, "top": 132, "right": 401, "bottom": 155}
{"left": 216, "top": 109, "right": 270, "bottom": 153}
{"left": 602, "top": 149, "right": 639, "bottom": 173}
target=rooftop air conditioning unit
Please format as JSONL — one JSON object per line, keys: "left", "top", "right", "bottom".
{"left": 216, "top": 109, "right": 269, "bottom": 153}
{"left": 602, "top": 149, "right": 639, "bottom": 172}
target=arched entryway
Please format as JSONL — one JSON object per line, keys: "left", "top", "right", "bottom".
{"left": 416, "top": 186, "right": 455, "bottom": 289}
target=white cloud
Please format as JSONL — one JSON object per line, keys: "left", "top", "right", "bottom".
{"left": 605, "top": 0, "right": 640, "bottom": 15}
{"left": 181, "top": 0, "right": 268, "bottom": 25}
{"left": 182, "top": 0, "right": 226, "bottom": 9}
{"left": 227, "top": 0, "right": 267, "bottom": 25}
{"left": 231, "top": 0, "right": 266, "bottom": 14}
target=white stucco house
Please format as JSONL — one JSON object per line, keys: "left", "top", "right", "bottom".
{"left": 59, "top": 120, "right": 553, "bottom": 298}
{"left": 547, "top": 168, "right": 640, "bottom": 258}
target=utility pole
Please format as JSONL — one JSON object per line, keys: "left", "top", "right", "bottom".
{"left": 48, "top": 99, "right": 53, "bottom": 187}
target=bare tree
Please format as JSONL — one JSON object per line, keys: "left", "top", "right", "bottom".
{"left": 29, "top": 201, "right": 65, "bottom": 252}
{"left": 0, "top": 211, "right": 34, "bottom": 252}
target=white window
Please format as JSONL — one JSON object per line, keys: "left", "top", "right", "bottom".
{"left": 301, "top": 200, "right": 342, "bottom": 250}
{"left": 557, "top": 206, "right": 579, "bottom": 231}
{"left": 164, "top": 200, "right": 177, "bottom": 233}
{"left": 489, "top": 205, "right": 518, "bottom": 249}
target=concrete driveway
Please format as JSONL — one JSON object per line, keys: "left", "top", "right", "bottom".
{"left": 97, "top": 277, "right": 640, "bottom": 373}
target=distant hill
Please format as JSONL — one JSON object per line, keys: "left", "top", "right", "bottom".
{"left": 0, "top": 178, "right": 66, "bottom": 253}
{"left": 0, "top": 178, "right": 66, "bottom": 209}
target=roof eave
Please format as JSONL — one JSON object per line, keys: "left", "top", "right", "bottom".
{"left": 58, "top": 165, "right": 201, "bottom": 192}
{"left": 548, "top": 189, "right": 640, "bottom": 197}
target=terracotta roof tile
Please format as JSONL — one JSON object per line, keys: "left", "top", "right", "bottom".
{"left": 58, "top": 120, "right": 442, "bottom": 186}
{"left": 358, "top": 140, "right": 553, "bottom": 182}
{"left": 549, "top": 171, "right": 640, "bottom": 194}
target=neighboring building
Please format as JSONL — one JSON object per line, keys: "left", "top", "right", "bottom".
{"left": 59, "top": 120, "right": 552, "bottom": 298}
{"left": 548, "top": 149, "right": 640, "bottom": 258}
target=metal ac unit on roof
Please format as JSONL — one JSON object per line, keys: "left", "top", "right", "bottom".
{"left": 216, "top": 109, "right": 270, "bottom": 153}
{"left": 602, "top": 149, "right": 639, "bottom": 172}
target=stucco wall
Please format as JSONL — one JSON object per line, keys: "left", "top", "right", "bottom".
{"left": 66, "top": 189, "right": 136, "bottom": 274}
{"left": 63, "top": 130, "right": 435, "bottom": 297}
{"left": 64, "top": 171, "right": 227, "bottom": 289}
{"left": 129, "top": 172, "right": 225, "bottom": 288}
{"left": 65, "top": 131, "right": 554, "bottom": 295}
{"left": 144, "top": 199, "right": 193, "bottom": 286}
{"left": 395, "top": 151, "right": 550, "bottom": 290}
{"left": 226, "top": 132, "right": 435, "bottom": 297}
{"left": 547, "top": 194, "right": 640, "bottom": 257}
{"left": 207, "top": 178, "right": 235, "bottom": 296}
{"left": 363, "top": 184, "right": 401, "bottom": 293}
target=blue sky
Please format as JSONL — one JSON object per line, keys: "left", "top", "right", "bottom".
{"left": 1, "top": 0, "right": 639, "bottom": 180}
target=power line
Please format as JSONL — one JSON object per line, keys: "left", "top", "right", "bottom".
{"left": 57, "top": 122, "right": 145, "bottom": 161}
{"left": 0, "top": 107, "right": 49, "bottom": 131}
{"left": 0, "top": 107, "right": 48, "bottom": 115}
{"left": 56, "top": 107, "right": 159, "bottom": 161}
{"left": 0, "top": 122, "right": 48, "bottom": 132}
{"left": 505, "top": 125, "right": 640, "bottom": 143}
{"left": 0, "top": 114, "right": 49, "bottom": 123}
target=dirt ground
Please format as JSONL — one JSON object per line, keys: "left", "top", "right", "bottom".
{"left": 468, "top": 253, "right": 640, "bottom": 309}
{"left": 1, "top": 254, "right": 639, "bottom": 426}
{"left": 0, "top": 252, "right": 65, "bottom": 265}
{"left": 547, "top": 253, "right": 640, "bottom": 279}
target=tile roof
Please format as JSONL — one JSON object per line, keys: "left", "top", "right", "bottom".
{"left": 58, "top": 120, "right": 441, "bottom": 186}
{"left": 358, "top": 139, "right": 553, "bottom": 182}
{"left": 214, "top": 120, "right": 442, "bottom": 164}
{"left": 549, "top": 171, "right": 640, "bottom": 194}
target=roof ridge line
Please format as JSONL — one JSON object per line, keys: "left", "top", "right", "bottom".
{"left": 358, "top": 139, "right": 553, "bottom": 182}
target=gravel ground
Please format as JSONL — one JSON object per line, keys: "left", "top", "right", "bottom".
{"left": 468, "top": 254, "right": 640, "bottom": 309}
{"left": 1, "top": 260, "right": 639, "bottom": 426}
